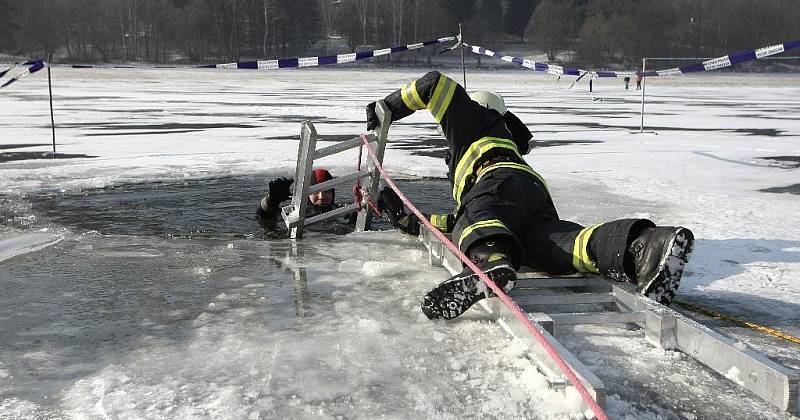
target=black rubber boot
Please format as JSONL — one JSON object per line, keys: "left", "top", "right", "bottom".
{"left": 628, "top": 226, "right": 694, "bottom": 305}
{"left": 421, "top": 241, "right": 517, "bottom": 320}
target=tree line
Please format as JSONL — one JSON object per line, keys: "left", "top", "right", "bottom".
{"left": 1, "top": 0, "right": 797, "bottom": 67}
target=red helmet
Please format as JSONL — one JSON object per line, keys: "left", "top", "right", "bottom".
{"left": 311, "top": 168, "right": 333, "bottom": 185}
{"left": 310, "top": 168, "right": 335, "bottom": 201}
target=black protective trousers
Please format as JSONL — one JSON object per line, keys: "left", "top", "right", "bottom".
{"left": 452, "top": 167, "right": 654, "bottom": 278}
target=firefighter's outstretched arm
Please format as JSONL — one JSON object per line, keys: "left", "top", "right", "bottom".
{"left": 366, "top": 71, "right": 492, "bottom": 145}
{"left": 377, "top": 186, "right": 454, "bottom": 236}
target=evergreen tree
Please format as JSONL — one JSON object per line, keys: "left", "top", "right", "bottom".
{"left": 0, "top": 0, "right": 17, "bottom": 53}
{"left": 504, "top": 0, "right": 537, "bottom": 42}
{"left": 446, "top": 0, "right": 475, "bottom": 26}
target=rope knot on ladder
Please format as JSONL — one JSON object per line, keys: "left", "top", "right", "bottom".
{"left": 354, "top": 144, "right": 383, "bottom": 218}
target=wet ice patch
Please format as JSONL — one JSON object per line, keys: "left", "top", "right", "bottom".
{"left": 0, "top": 398, "right": 43, "bottom": 419}
{"left": 193, "top": 266, "right": 212, "bottom": 276}
{"left": 605, "top": 394, "right": 678, "bottom": 419}
{"left": 362, "top": 261, "right": 404, "bottom": 277}
{"left": 356, "top": 318, "right": 382, "bottom": 333}
{"left": 337, "top": 259, "right": 364, "bottom": 273}
{"left": 97, "top": 249, "right": 164, "bottom": 258}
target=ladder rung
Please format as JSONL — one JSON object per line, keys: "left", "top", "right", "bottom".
{"left": 304, "top": 203, "right": 359, "bottom": 225}
{"left": 515, "top": 277, "right": 607, "bottom": 289}
{"left": 314, "top": 135, "right": 377, "bottom": 159}
{"left": 511, "top": 293, "right": 616, "bottom": 306}
{"left": 547, "top": 311, "right": 646, "bottom": 325}
{"left": 309, "top": 170, "right": 371, "bottom": 194}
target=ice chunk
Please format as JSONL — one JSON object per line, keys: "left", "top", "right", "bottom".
{"left": 667, "top": 373, "right": 687, "bottom": 383}
{"left": 0, "top": 233, "right": 64, "bottom": 263}
{"left": 356, "top": 318, "right": 381, "bottom": 333}
{"left": 362, "top": 261, "right": 403, "bottom": 277}
{"left": 337, "top": 259, "right": 364, "bottom": 273}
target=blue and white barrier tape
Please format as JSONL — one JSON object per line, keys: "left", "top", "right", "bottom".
{"left": 464, "top": 39, "right": 800, "bottom": 78}
{"left": 202, "top": 36, "right": 457, "bottom": 69}
{"left": 0, "top": 60, "right": 45, "bottom": 90}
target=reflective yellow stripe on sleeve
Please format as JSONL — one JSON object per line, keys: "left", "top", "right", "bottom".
{"left": 429, "top": 213, "right": 449, "bottom": 231}
{"left": 572, "top": 224, "right": 601, "bottom": 273}
{"left": 401, "top": 81, "right": 426, "bottom": 110}
{"left": 458, "top": 219, "right": 508, "bottom": 249}
{"left": 427, "top": 75, "right": 457, "bottom": 122}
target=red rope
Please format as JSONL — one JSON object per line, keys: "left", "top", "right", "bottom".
{"left": 359, "top": 134, "right": 608, "bottom": 420}
{"left": 354, "top": 145, "right": 382, "bottom": 218}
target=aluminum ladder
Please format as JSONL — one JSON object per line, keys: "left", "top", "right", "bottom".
{"left": 281, "top": 101, "right": 392, "bottom": 239}
{"left": 420, "top": 228, "right": 799, "bottom": 415}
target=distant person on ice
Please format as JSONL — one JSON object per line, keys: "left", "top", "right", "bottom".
{"left": 624, "top": 76, "right": 631, "bottom": 90}
{"left": 636, "top": 74, "right": 643, "bottom": 90}
{"left": 365, "top": 70, "right": 694, "bottom": 320}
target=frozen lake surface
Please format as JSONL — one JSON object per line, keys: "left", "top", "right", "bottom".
{"left": 1, "top": 68, "right": 799, "bottom": 419}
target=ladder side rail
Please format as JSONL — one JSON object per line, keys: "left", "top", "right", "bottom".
{"left": 481, "top": 299, "right": 607, "bottom": 412}
{"left": 356, "top": 100, "right": 392, "bottom": 232}
{"left": 675, "top": 315, "right": 799, "bottom": 414}
{"left": 285, "top": 121, "right": 319, "bottom": 239}
{"left": 314, "top": 133, "right": 378, "bottom": 159}
{"left": 612, "top": 282, "right": 799, "bottom": 415}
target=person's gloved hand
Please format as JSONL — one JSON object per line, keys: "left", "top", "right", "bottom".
{"left": 366, "top": 102, "right": 380, "bottom": 131}
{"left": 377, "top": 186, "right": 405, "bottom": 224}
{"left": 267, "top": 177, "right": 293, "bottom": 206}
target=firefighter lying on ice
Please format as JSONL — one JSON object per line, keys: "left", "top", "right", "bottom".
{"left": 366, "top": 70, "right": 695, "bottom": 320}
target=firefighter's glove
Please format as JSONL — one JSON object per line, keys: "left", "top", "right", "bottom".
{"left": 366, "top": 102, "right": 380, "bottom": 131}
{"left": 377, "top": 186, "right": 405, "bottom": 225}
{"left": 394, "top": 214, "right": 421, "bottom": 236}
{"left": 267, "top": 177, "right": 293, "bottom": 206}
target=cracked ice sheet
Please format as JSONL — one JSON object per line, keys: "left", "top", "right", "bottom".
{"left": 0, "top": 230, "right": 642, "bottom": 419}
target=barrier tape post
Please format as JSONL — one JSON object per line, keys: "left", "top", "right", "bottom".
{"left": 47, "top": 57, "right": 56, "bottom": 156}
{"left": 458, "top": 23, "right": 467, "bottom": 90}
{"left": 640, "top": 58, "right": 646, "bottom": 133}
{"left": 359, "top": 134, "right": 608, "bottom": 420}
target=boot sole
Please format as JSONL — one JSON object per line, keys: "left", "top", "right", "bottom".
{"left": 421, "top": 266, "right": 516, "bottom": 320}
{"left": 639, "top": 227, "right": 694, "bottom": 305}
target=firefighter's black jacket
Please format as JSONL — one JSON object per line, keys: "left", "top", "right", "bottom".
{"left": 379, "top": 70, "right": 545, "bottom": 211}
